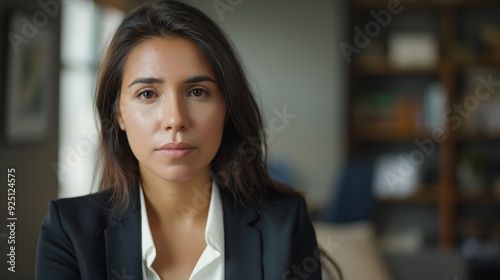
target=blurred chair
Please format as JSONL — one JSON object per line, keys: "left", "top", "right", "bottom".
{"left": 318, "top": 158, "right": 375, "bottom": 223}
{"left": 266, "top": 159, "right": 296, "bottom": 187}
{"left": 314, "top": 159, "right": 392, "bottom": 279}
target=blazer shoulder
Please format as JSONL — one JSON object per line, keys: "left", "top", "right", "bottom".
{"left": 219, "top": 185, "right": 306, "bottom": 215}
{"left": 54, "top": 190, "right": 112, "bottom": 214}
{"left": 45, "top": 191, "right": 114, "bottom": 233}
{"left": 37, "top": 191, "right": 116, "bottom": 279}
{"left": 263, "top": 188, "right": 307, "bottom": 209}
{"left": 258, "top": 189, "right": 309, "bottom": 220}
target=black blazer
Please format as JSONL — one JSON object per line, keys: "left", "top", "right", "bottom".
{"left": 35, "top": 186, "right": 322, "bottom": 280}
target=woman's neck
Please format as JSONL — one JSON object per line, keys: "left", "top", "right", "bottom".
{"left": 140, "top": 168, "right": 212, "bottom": 227}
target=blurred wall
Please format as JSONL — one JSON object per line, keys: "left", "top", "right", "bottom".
{"left": 0, "top": 0, "right": 60, "bottom": 279}
{"left": 182, "top": 0, "right": 348, "bottom": 207}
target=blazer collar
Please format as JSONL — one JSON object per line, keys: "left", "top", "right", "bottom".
{"left": 104, "top": 188, "right": 143, "bottom": 280}
{"left": 220, "top": 186, "right": 263, "bottom": 280}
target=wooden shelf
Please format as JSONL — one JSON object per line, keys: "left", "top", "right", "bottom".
{"left": 454, "top": 55, "right": 500, "bottom": 71}
{"left": 355, "top": 0, "right": 500, "bottom": 10}
{"left": 378, "top": 186, "right": 439, "bottom": 204}
{"left": 457, "top": 189, "right": 500, "bottom": 204}
{"left": 354, "top": 55, "right": 499, "bottom": 76}
{"left": 354, "top": 57, "right": 440, "bottom": 76}
{"left": 456, "top": 133, "right": 500, "bottom": 142}
{"left": 354, "top": 130, "right": 431, "bottom": 142}
{"left": 355, "top": 1, "right": 448, "bottom": 10}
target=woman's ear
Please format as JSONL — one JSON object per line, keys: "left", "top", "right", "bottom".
{"left": 116, "top": 107, "right": 126, "bottom": 131}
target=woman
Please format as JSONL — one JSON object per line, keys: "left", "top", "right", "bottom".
{"left": 36, "top": 1, "right": 322, "bottom": 279}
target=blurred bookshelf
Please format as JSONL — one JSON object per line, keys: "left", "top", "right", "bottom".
{"left": 347, "top": 0, "right": 500, "bottom": 277}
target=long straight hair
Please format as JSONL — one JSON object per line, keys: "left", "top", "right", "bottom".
{"left": 95, "top": 0, "right": 297, "bottom": 209}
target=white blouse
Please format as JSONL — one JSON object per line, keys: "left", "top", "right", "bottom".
{"left": 140, "top": 182, "right": 225, "bottom": 280}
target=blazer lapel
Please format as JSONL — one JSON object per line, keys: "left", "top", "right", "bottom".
{"left": 101, "top": 186, "right": 264, "bottom": 280}
{"left": 221, "top": 187, "right": 263, "bottom": 280}
{"left": 104, "top": 189, "right": 143, "bottom": 280}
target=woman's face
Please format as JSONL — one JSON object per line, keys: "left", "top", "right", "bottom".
{"left": 117, "top": 37, "right": 227, "bottom": 184}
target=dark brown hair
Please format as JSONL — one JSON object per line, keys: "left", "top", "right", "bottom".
{"left": 95, "top": 0, "right": 297, "bottom": 209}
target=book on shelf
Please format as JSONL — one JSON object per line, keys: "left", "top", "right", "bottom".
{"left": 354, "top": 92, "right": 423, "bottom": 137}
{"left": 388, "top": 32, "right": 439, "bottom": 70}
{"left": 423, "top": 82, "right": 446, "bottom": 133}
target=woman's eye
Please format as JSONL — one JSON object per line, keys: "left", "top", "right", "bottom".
{"left": 188, "top": 88, "right": 209, "bottom": 97}
{"left": 137, "top": 90, "right": 156, "bottom": 100}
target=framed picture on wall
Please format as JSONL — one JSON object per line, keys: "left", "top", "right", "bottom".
{"left": 3, "top": 10, "right": 54, "bottom": 144}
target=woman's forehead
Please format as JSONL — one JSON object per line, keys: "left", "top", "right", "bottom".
{"left": 122, "top": 37, "right": 216, "bottom": 85}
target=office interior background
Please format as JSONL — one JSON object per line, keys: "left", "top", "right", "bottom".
{"left": 0, "top": 0, "right": 499, "bottom": 279}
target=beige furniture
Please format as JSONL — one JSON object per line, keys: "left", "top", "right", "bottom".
{"left": 315, "top": 222, "right": 392, "bottom": 280}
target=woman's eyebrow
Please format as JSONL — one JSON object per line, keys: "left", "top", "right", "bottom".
{"left": 127, "top": 76, "right": 216, "bottom": 88}
{"left": 128, "top": 77, "right": 164, "bottom": 88}
{"left": 184, "top": 75, "right": 216, "bottom": 84}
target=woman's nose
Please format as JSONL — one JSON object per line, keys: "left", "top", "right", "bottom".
{"left": 160, "top": 94, "right": 190, "bottom": 131}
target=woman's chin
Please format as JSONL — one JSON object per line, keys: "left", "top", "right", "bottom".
{"left": 155, "top": 167, "right": 208, "bottom": 184}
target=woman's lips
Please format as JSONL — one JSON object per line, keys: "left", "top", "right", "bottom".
{"left": 157, "top": 142, "right": 195, "bottom": 158}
